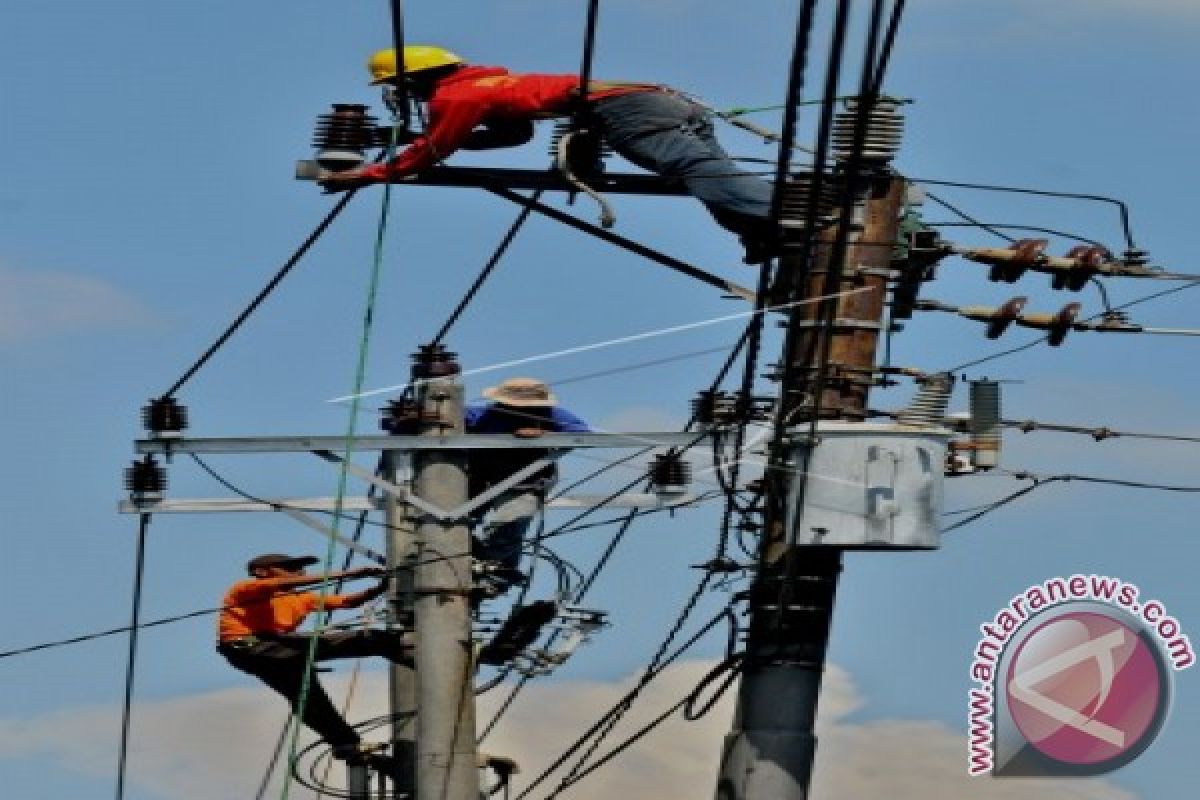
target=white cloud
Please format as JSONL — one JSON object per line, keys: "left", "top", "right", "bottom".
{"left": 0, "top": 264, "right": 153, "bottom": 344}
{"left": 0, "top": 661, "right": 1136, "bottom": 800}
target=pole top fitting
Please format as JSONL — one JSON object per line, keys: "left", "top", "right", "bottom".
{"left": 411, "top": 343, "right": 461, "bottom": 379}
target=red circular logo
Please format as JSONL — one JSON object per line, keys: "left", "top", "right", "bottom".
{"left": 1005, "top": 610, "right": 1167, "bottom": 768}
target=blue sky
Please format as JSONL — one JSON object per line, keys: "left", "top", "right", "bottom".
{"left": 2, "top": 1, "right": 1199, "bottom": 798}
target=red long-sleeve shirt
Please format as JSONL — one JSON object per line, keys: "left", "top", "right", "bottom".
{"left": 362, "top": 66, "right": 654, "bottom": 181}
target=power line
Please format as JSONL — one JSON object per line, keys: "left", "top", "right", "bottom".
{"left": 510, "top": 604, "right": 734, "bottom": 800}
{"left": 912, "top": 176, "right": 1137, "bottom": 250}
{"left": 924, "top": 191, "right": 1016, "bottom": 243}
{"left": 430, "top": 189, "right": 544, "bottom": 347}
{"left": 946, "top": 277, "right": 1200, "bottom": 372}
{"left": 1003, "top": 418, "right": 1200, "bottom": 445}
{"left": 114, "top": 513, "right": 150, "bottom": 800}
{"left": 944, "top": 470, "right": 1200, "bottom": 533}
{"left": 927, "top": 221, "right": 1104, "bottom": 246}
{"left": 162, "top": 192, "right": 359, "bottom": 398}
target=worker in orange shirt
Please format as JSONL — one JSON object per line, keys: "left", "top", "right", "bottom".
{"left": 216, "top": 553, "right": 410, "bottom": 762}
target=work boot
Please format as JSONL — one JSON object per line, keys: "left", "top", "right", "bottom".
{"left": 739, "top": 229, "right": 784, "bottom": 265}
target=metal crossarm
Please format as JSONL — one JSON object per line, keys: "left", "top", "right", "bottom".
{"left": 117, "top": 493, "right": 698, "bottom": 515}
{"left": 313, "top": 449, "right": 569, "bottom": 520}
{"left": 134, "top": 431, "right": 701, "bottom": 455}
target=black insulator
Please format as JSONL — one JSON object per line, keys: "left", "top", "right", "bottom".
{"left": 381, "top": 397, "right": 421, "bottom": 434}
{"left": 649, "top": 453, "right": 692, "bottom": 492}
{"left": 312, "top": 104, "right": 379, "bottom": 170}
{"left": 692, "top": 389, "right": 741, "bottom": 426}
{"left": 411, "top": 343, "right": 461, "bottom": 379}
{"left": 142, "top": 397, "right": 188, "bottom": 435}
{"left": 125, "top": 456, "right": 167, "bottom": 496}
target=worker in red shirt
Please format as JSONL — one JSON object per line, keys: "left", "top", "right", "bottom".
{"left": 217, "top": 553, "right": 409, "bottom": 762}
{"left": 319, "top": 46, "right": 779, "bottom": 263}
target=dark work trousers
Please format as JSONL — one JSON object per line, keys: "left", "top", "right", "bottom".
{"left": 219, "top": 630, "right": 412, "bottom": 747}
{"left": 592, "top": 90, "right": 775, "bottom": 237}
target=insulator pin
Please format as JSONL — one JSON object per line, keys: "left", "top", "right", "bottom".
{"left": 410, "top": 344, "right": 461, "bottom": 379}
{"left": 142, "top": 397, "right": 188, "bottom": 437}
{"left": 312, "top": 103, "right": 379, "bottom": 171}
{"left": 649, "top": 453, "right": 692, "bottom": 495}
{"left": 691, "top": 390, "right": 742, "bottom": 428}
{"left": 125, "top": 455, "right": 167, "bottom": 501}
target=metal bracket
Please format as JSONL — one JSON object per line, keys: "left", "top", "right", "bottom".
{"left": 278, "top": 507, "right": 387, "bottom": 564}
{"left": 314, "top": 449, "right": 566, "bottom": 521}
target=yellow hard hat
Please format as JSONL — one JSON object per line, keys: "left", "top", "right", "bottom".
{"left": 367, "top": 45, "right": 465, "bottom": 85}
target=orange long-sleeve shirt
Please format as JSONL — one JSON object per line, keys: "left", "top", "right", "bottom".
{"left": 218, "top": 577, "right": 354, "bottom": 642}
{"left": 362, "top": 65, "right": 654, "bottom": 181}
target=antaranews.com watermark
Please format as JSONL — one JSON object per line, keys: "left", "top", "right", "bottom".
{"left": 968, "top": 574, "right": 1193, "bottom": 777}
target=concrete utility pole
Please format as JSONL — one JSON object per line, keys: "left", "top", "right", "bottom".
{"left": 411, "top": 346, "right": 479, "bottom": 800}
{"left": 715, "top": 177, "right": 906, "bottom": 800}
{"left": 384, "top": 448, "right": 418, "bottom": 797}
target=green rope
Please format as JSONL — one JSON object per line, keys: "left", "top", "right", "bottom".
{"left": 279, "top": 127, "right": 401, "bottom": 800}
{"left": 721, "top": 93, "right": 912, "bottom": 118}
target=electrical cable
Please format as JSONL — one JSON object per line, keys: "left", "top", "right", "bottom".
{"left": 114, "top": 512, "right": 150, "bottom": 800}
{"left": 479, "top": 327, "right": 757, "bottom": 742}
{"left": 926, "top": 221, "right": 1104, "bottom": 246}
{"left": 547, "top": 652, "right": 746, "bottom": 799}
{"left": 913, "top": 176, "right": 1137, "bottom": 250}
{"left": 1003, "top": 417, "right": 1200, "bottom": 445}
{"left": 388, "top": 0, "right": 410, "bottom": 131}
{"left": 924, "top": 191, "right": 1016, "bottom": 243}
{"left": 430, "top": 189, "right": 545, "bottom": 347}
{"left": 576, "top": 0, "right": 602, "bottom": 112}
{"left": 0, "top": 577, "right": 383, "bottom": 662}
{"left": 256, "top": 470, "right": 381, "bottom": 800}
{"left": 551, "top": 324, "right": 773, "bottom": 786}
{"left": 946, "top": 276, "right": 1200, "bottom": 372}
{"left": 281, "top": 126, "right": 400, "bottom": 800}
{"left": 870, "top": 0, "right": 908, "bottom": 95}
{"left": 254, "top": 712, "right": 294, "bottom": 800}
{"left": 161, "top": 191, "right": 359, "bottom": 398}
{"left": 943, "top": 470, "right": 1200, "bottom": 534}
{"left": 768, "top": 0, "right": 872, "bottom": 630}
{"left": 511, "top": 603, "right": 733, "bottom": 800}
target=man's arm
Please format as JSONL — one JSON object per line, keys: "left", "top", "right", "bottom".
{"left": 461, "top": 119, "right": 535, "bottom": 150}
{"left": 329, "top": 578, "right": 390, "bottom": 610}
{"left": 231, "top": 566, "right": 383, "bottom": 601}
{"left": 551, "top": 407, "right": 591, "bottom": 432}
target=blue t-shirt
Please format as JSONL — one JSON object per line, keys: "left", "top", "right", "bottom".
{"left": 463, "top": 403, "right": 590, "bottom": 491}
{"left": 464, "top": 403, "right": 590, "bottom": 433}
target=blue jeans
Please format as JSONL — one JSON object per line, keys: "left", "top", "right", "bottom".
{"left": 476, "top": 489, "right": 542, "bottom": 572}
{"left": 593, "top": 91, "right": 774, "bottom": 236}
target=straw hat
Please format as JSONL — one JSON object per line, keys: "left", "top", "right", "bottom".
{"left": 482, "top": 377, "right": 558, "bottom": 407}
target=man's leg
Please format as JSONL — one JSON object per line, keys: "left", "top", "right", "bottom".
{"left": 477, "top": 489, "right": 541, "bottom": 573}
{"left": 595, "top": 92, "right": 774, "bottom": 231}
{"left": 224, "top": 647, "right": 361, "bottom": 748}
{"left": 303, "top": 630, "right": 414, "bottom": 667}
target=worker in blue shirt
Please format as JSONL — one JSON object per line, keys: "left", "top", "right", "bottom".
{"left": 465, "top": 377, "right": 589, "bottom": 591}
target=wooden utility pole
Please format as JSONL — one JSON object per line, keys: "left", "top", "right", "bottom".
{"left": 411, "top": 346, "right": 478, "bottom": 800}
{"left": 715, "top": 177, "right": 906, "bottom": 800}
